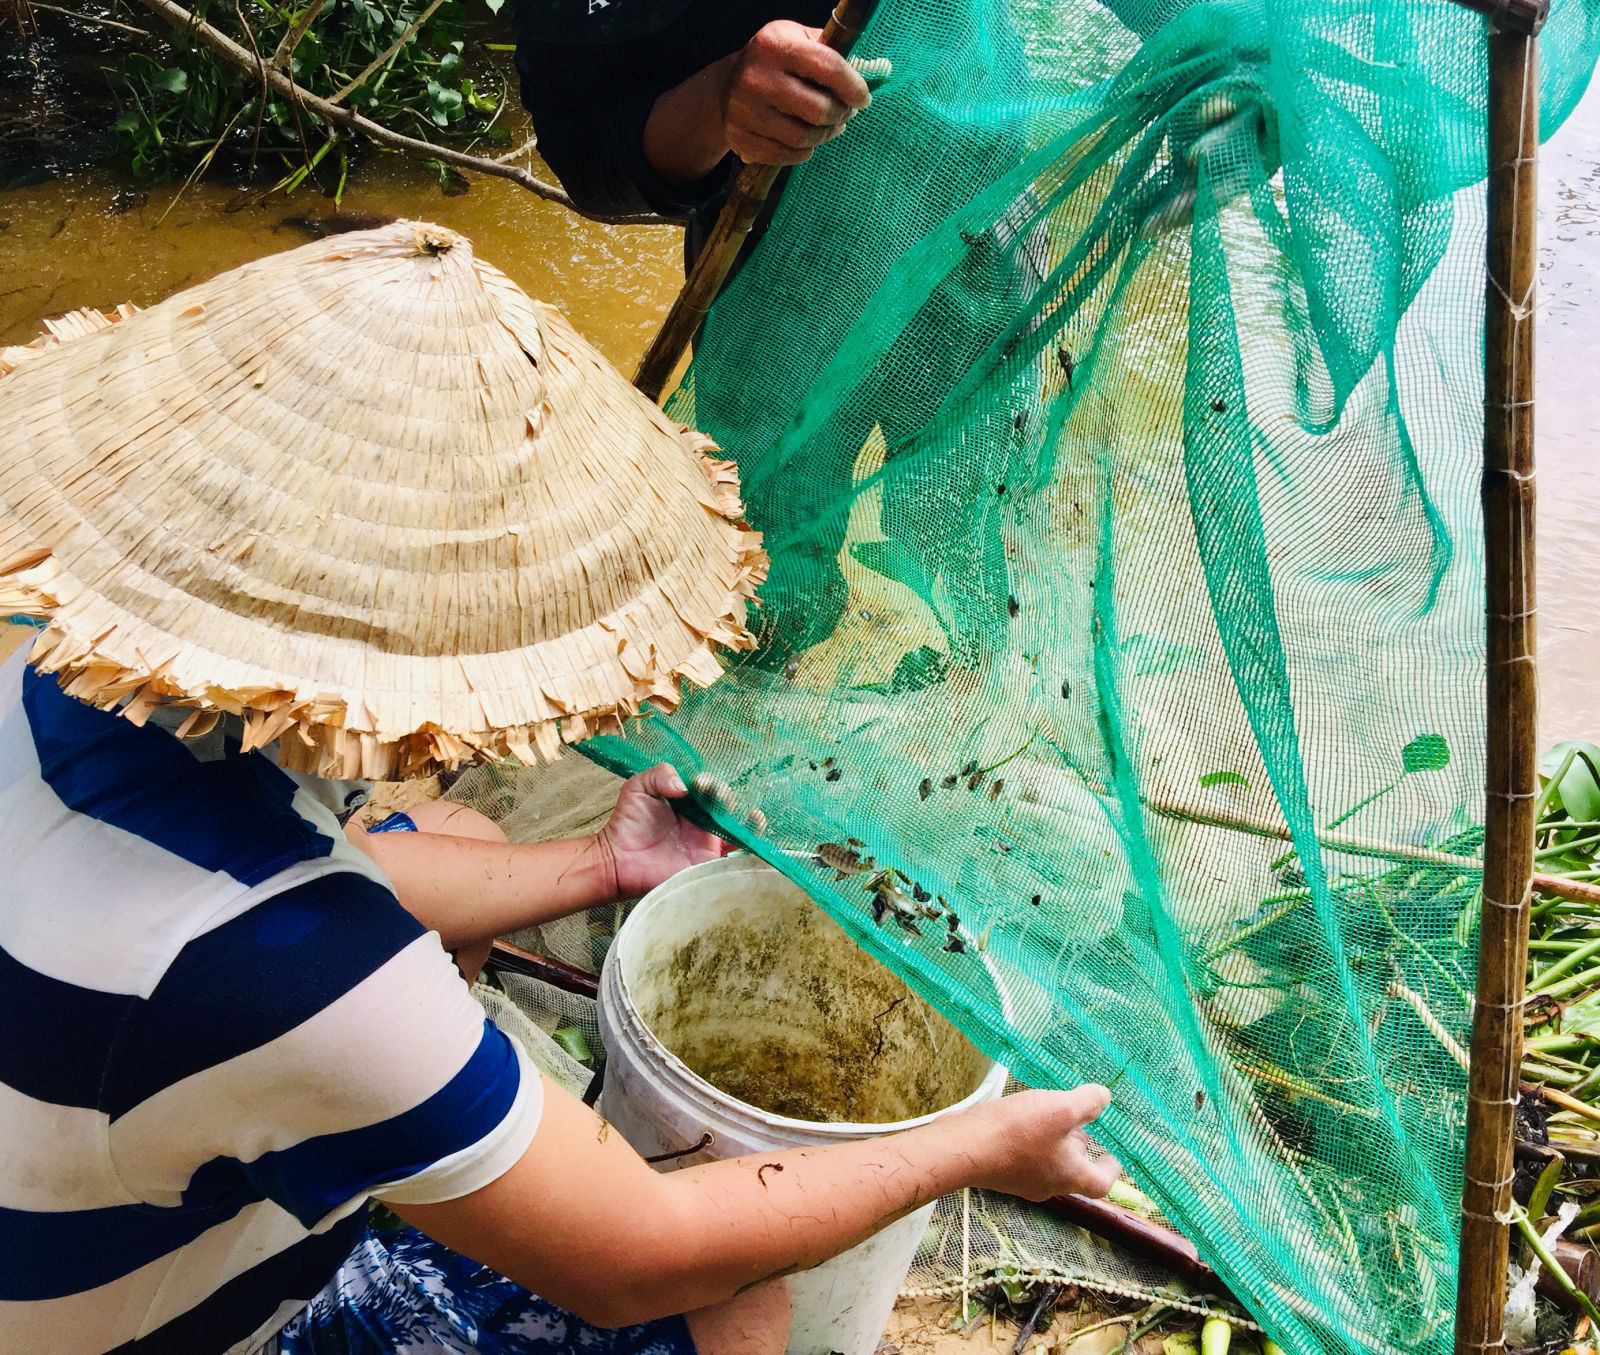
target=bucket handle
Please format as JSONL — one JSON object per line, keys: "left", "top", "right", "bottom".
{"left": 644, "top": 1132, "right": 715, "bottom": 1165}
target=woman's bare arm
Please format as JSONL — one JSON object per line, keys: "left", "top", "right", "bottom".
{"left": 349, "top": 764, "right": 730, "bottom": 952}
{"left": 390, "top": 1076, "right": 1118, "bottom": 1328}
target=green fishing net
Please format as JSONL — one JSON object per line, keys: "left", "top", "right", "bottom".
{"left": 582, "top": 0, "right": 1600, "bottom": 1349}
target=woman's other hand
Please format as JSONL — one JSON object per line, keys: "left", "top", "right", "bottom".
{"left": 596, "top": 763, "right": 734, "bottom": 899}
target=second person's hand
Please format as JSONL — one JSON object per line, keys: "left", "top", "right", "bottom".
{"left": 594, "top": 763, "right": 735, "bottom": 900}
{"left": 720, "top": 20, "right": 873, "bottom": 166}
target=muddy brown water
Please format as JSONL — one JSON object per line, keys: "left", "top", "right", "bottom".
{"left": 1, "top": 74, "right": 1596, "bottom": 735}
{"left": 624, "top": 870, "right": 993, "bottom": 1123}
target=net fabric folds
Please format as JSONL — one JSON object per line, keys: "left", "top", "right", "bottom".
{"left": 583, "top": 0, "right": 1600, "bottom": 1349}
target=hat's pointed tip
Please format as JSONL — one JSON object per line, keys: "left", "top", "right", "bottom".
{"left": 411, "top": 223, "right": 458, "bottom": 257}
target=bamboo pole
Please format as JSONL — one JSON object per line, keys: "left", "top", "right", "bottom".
{"left": 1456, "top": 7, "right": 1545, "bottom": 1353}
{"left": 632, "top": 0, "right": 882, "bottom": 401}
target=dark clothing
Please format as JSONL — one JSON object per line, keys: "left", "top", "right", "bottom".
{"left": 511, "top": 0, "right": 831, "bottom": 254}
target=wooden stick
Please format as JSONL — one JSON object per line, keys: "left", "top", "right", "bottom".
{"left": 1527, "top": 1080, "right": 1600, "bottom": 1127}
{"left": 133, "top": 0, "right": 665, "bottom": 225}
{"left": 1039, "top": 1193, "right": 1227, "bottom": 1292}
{"left": 28, "top": 1, "right": 148, "bottom": 35}
{"left": 485, "top": 939, "right": 600, "bottom": 1000}
{"left": 328, "top": 0, "right": 447, "bottom": 105}
{"left": 269, "top": 0, "right": 326, "bottom": 69}
{"left": 632, "top": 0, "right": 882, "bottom": 401}
{"left": 1128, "top": 783, "right": 1590, "bottom": 903}
{"left": 1457, "top": 14, "right": 1542, "bottom": 1355}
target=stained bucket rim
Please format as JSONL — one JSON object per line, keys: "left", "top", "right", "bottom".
{"left": 602, "top": 852, "right": 1010, "bottom": 1141}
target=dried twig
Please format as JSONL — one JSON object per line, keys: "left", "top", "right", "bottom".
{"left": 328, "top": 0, "right": 446, "bottom": 104}
{"left": 28, "top": 1, "right": 146, "bottom": 34}
{"left": 269, "top": 0, "right": 326, "bottom": 68}
{"left": 132, "top": 0, "right": 667, "bottom": 224}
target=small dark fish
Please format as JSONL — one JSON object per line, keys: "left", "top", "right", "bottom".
{"left": 919, "top": 777, "right": 933, "bottom": 801}
{"left": 1195, "top": 1089, "right": 1207, "bottom": 1112}
{"left": 993, "top": 838, "right": 1013, "bottom": 855}
{"left": 846, "top": 837, "right": 865, "bottom": 848}
{"left": 783, "top": 655, "right": 802, "bottom": 678}
{"left": 869, "top": 872, "right": 914, "bottom": 913}
{"left": 967, "top": 772, "right": 984, "bottom": 792}
{"left": 988, "top": 779, "right": 1004, "bottom": 800}
{"left": 895, "top": 912, "right": 924, "bottom": 937}
{"left": 917, "top": 902, "right": 944, "bottom": 920}
{"left": 944, "top": 934, "right": 967, "bottom": 954}
{"left": 961, "top": 760, "right": 979, "bottom": 778}
{"left": 278, "top": 211, "right": 397, "bottom": 240}
{"left": 825, "top": 768, "right": 842, "bottom": 782}
{"left": 871, "top": 895, "right": 890, "bottom": 926}
{"left": 1030, "top": 894, "right": 1042, "bottom": 907}
{"left": 941, "top": 773, "right": 959, "bottom": 790}
{"left": 817, "top": 843, "right": 872, "bottom": 876}
{"left": 912, "top": 883, "right": 932, "bottom": 903}
{"left": 1013, "top": 411, "right": 1028, "bottom": 432}
{"left": 107, "top": 188, "right": 148, "bottom": 217}
{"left": 1058, "top": 347, "right": 1076, "bottom": 390}
{"left": 1060, "top": 680, "right": 1072, "bottom": 700}
{"left": 960, "top": 230, "right": 982, "bottom": 245}
{"left": 995, "top": 483, "right": 1007, "bottom": 497}
{"left": 1007, "top": 595, "right": 1020, "bottom": 618}
{"left": 1210, "top": 398, "right": 1226, "bottom": 413}
{"left": 821, "top": 757, "right": 835, "bottom": 769}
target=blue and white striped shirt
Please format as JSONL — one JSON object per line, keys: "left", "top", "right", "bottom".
{"left": 0, "top": 652, "right": 542, "bottom": 1354}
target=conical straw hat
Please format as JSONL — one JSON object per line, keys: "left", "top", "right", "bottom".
{"left": 0, "top": 221, "right": 767, "bottom": 779}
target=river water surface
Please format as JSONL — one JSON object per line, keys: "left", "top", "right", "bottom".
{"left": 1, "top": 57, "right": 1596, "bottom": 735}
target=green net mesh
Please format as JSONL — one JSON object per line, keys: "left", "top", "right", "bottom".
{"left": 582, "top": 1, "right": 1600, "bottom": 1349}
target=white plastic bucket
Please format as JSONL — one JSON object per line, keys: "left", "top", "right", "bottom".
{"left": 597, "top": 854, "right": 1008, "bottom": 1355}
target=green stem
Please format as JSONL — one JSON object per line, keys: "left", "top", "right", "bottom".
{"left": 1538, "top": 748, "right": 1582, "bottom": 820}
{"left": 1537, "top": 832, "right": 1600, "bottom": 861}
{"left": 1525, "top": 1062, "right": 1585, "bottom": 1088}
{"left": 977, "top": 727, "right": 1041, "bottom": 778}
{"left": 1537, "top": 965, "right": 1600, "bottom": 1003}
{"left": 1531, "top": 938, "right": 1600, "bottom": 992}
{"left": 1514, "top": 1203, "right": 1600, "bottom": 1325}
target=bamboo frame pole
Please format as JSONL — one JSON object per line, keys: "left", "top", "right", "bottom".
{"left": 632, "top": 0, "right": 883, "bottom": 402}
{"left": 1456, "top": 7, "right": 1545, "bottom": 1353}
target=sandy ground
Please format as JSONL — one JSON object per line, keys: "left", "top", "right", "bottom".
{"left": 886, "top": 1293, "right": 1165, "bottom": 1355}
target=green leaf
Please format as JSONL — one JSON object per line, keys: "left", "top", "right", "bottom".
{"left": 1401, "top": 733, "right": 1450, "bottom": 775}
{"left": 1199, "top": 770, "right": 1250, "bottom": 790}
{"left": 151, "top": 64, "right": 189, "bottom": 94}
{"left": 425, "top": 78, "right": 463, "bottom": 126}
{"left": 551, "top": 1026, "right": 593, "bottom": 1064}
{"left": 460, "top": 76, "right": 497, "bottom": 114}
{"left": 437, "top": 51, "right": 464, "bottom": 82}
{"left": 1542, "top": 740, "right": 1600, "bottom": 822}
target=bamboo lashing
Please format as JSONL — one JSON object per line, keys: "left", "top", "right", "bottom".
{"left": 632, "top": 0, "right": 884, "bottom": 402}
{"left": 1455, "top": 6, "right": 1545, "bottom": 1353}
